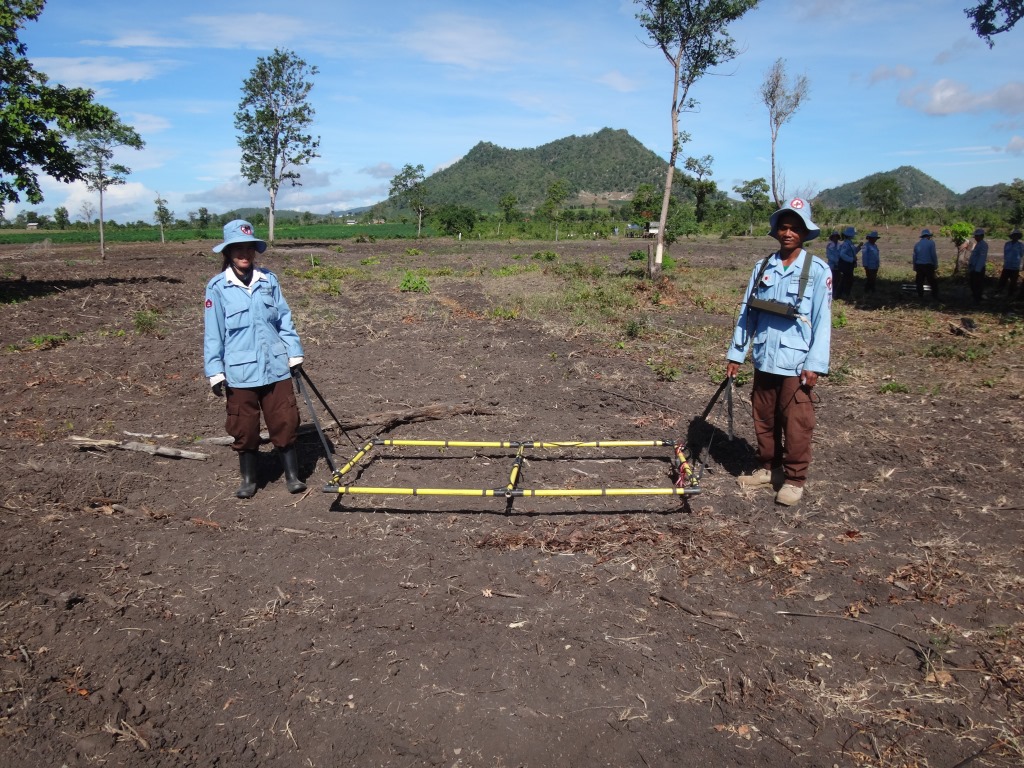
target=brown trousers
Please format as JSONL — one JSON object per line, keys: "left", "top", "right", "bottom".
{"left": 750, "top": 370, "right": 816, "bottom": 487}
{"left": 225, "top": 378, "right": 300, "bottom": 452}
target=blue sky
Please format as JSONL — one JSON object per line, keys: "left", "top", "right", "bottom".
{"left": 15, "top": 0, "right": 1024, "bottom": 224}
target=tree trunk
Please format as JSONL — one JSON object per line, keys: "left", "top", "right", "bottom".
{"left": 99, "top": 190, "right": 106, "bottom": 261}
{"left": 268, "top": 187, "right": 277, "bottom": 243}
{"left": 650, "top": 48, "right": 683, "bottom": 280}
{"left": 770, "top": 133, "right": 779, "bottom": 208}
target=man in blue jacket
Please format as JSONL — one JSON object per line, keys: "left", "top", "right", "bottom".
{"left": 912, "top": 229, "right": 939, "bottom": 299}
{"left": 998, "top": 228, "right": 1022, "bottom": 297}
{"left": 204, "top": 220, "right": 306, "bottom": 498}
{"left": 834, "top": 226, "right": 861, "bottom": 299}
{"left": 726, "top": 198, "right": 832, "bottom": 506}
{"left": 968, "top": 228, "right": 988, "bottom": 304}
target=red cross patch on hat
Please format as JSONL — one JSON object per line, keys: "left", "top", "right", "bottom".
{"left": 790, "top": 198, "right": 804, "bottom": 209}
{"left": 240, "top": 224, "right": 253, "bottom": 235}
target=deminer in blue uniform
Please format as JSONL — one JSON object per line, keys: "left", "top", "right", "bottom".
{"left": 204, "top": 220, "right": 306, "bottom": 499}
{"left": 912, "top": 228, "right": 939, "bottom": 299}
{"left": 726, "top": 198, "right": 832, "bottom": 506}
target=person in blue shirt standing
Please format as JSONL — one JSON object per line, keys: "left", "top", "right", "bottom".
{"left": 825, "top": 230, "right": 840, "bottom": 279}
{"left": 998, "top": 228, "right": 1022, "bottom": 297}
{"left": 912, "top": 229, "right": 939, "bottom": 299}
{"left": 834, "top": 226, "right": 861, "bottom": 299}
{"left": 204, "top": 220, "right": 307, "bottom": 499}
{"left": 967, "top": 228, "right": 988, "bottom": 304}
{"left": 726, "top": 198, "right": 832, "bottom": 506}
{"left": 861, "top": 231, "right": 881, "bottom": 294}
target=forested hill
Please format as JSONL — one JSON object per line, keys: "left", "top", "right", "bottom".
{"left": 423, "top": 128, "right": 670, "bottom": 211}
{"left": 815, "top": 166, "right": 966, "bottom": 208}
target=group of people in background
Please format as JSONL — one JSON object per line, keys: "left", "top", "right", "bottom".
{"left": 826, "top": 224, "right": 1023, "bottom": 303}
{"left": 966, "top": 227, "right": 1023, "bottom": 303}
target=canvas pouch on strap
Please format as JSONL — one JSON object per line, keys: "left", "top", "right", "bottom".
{"left": 747, "top": 253, "right": 813, "bottom": 319}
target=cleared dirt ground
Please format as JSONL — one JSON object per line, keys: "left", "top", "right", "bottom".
{"left": 1, "top": 230, "right": 1022, "bottom": 767}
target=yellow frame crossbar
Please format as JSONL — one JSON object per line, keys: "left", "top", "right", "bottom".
{"left": 324, "top": 438, "right": 701, "bottom": 502}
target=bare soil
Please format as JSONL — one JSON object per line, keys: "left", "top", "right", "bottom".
{"left": 1, "top": 232, "right": 1022, "bottom": 767}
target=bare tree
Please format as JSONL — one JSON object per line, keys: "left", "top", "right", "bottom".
{"left": 760, "top": 58, "right": 808, "bottom": 208}
{"left": 635, "top": 0, "right": 760, "bottom": 278}
{"left": 78, "top": 201, "right": 95, "bottom": 226}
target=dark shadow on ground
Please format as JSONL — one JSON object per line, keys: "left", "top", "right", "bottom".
{"left": 0, "top": 275, "right": 183, "bottom": 303}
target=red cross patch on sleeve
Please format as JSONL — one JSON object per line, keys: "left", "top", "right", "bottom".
{"left": 205, "top": 299, "right": 213, "bottom": 308}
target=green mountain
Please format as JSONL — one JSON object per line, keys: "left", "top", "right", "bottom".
{"left": 815, "top": 166, "right": 969, "bottom": 209}
{"left": 421, "top": 128, "right": 670, "bottom": 212}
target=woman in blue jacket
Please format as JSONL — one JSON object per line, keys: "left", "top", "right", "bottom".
{"left": 204, "top": 220, "right": 306, "bottom": 498}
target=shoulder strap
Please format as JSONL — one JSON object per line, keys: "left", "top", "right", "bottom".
{"left": 747, "top": 256, "right": 772, "bottom": 304}
{"left": 795, "top": 251, "right": 814, "bottom": 306}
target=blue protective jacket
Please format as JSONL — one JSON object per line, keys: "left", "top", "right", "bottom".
{"left": 861, "top": 242, "right": 880, "bottom": 270}
{"left": 968, "top": 240, "right": 988, "bottom": 273}
{"left": 1003, "top": 240, "right": 1023, "bottom": 270}
{"left": 203, "top": 267, "right": 303, "bottom": 388}
{"left": 913, "top": 238, "right": 938, "bottom": 267}
{"left": 727, "top": 250, "right": 832, "bottom": 376}
{"left": 837, "top": 239, "right": 861, "bottom": 264}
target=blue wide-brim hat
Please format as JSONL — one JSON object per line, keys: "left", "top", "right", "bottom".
{"left": 920, "top": 229, "right": 932, "bottom": 237}
{"left": 842, "top": 226, "right": 856, "bottom": 237}
{"left": 769, "top": 197, "right": 820, "bottom": 241}
{"left": 213, "top": 219, "right": 268, "bottom": 254}
{"left": 866, "top": 231, "right": 880, "bottom": 239}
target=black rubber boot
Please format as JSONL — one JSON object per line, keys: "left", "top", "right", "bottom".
{"left": 279, "top": 447, "right": 307, "bottom": 494}
{"left": 236, "top": 450, "right": 258, "bottom": 499}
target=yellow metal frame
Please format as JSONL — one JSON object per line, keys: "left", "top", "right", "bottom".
{"left": 324, "top": 438, "right": 701, "bottom": 501}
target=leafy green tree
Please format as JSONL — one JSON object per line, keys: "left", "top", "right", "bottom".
{"left": 1000, "top": 177, "right": 1024, "bottom": 227}
{"left": 630, "top": 183, "right": 658, "bottom": 224}
{"left": 71, "top": 119, "right": 145, "bottom": 259}
{"left": 499, "top": 192, "right": 520, "bottom": 224}
{"left": 538, "top": 179, "right": 569, "bottom": 221}
{"left": 389, "top": 163, "right": 428, "bottom": 237}
{"left": 683, "top": 154, "right": 717, "bottom": 223}
{"left": 153, "top": 193, "right": 173, "bottom": 243}
{"left": 1, "top": 0, "right": 123, "bottom": 214}
{"left": 966, "top": 1, "right": 1024, "bottom": 46}
{"left": 733, "top": 178, "right": 771, "bottom": 234}
{"left": 196, "top": 207, "right": 211, "bottom": 230}
{"left": 538, "top": 179, "right": 569, "bottom": 240}
{"left": 235, "top": 48, "right": 320, "bottom": 243}
{"left": 860, "top": 177, "right": 903, "bottom": 228}
{"left": 432, "top": 204, "right": 478, "bottom": 237}
{"left": 635, "top": 0, "right": 760, "bottom": 277}
{"left": 760, "top": 58, "right": 808, "bottom": 207}
{"left": 52, "top": 205, "right": 69, "bottom": 230}
{"left": 941, "top": 221, "right": 975, "bottom": 275}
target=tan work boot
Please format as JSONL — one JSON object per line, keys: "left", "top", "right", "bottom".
{"left": 737, "top": 467, "right": 784, "bottom": 489}
{"left": 775, "top": 483, "right": 804, "bottom": 506}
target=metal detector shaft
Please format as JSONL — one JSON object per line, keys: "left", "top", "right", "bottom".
{"left": 298, "top": 367, "right": 347, "bottom": 433}
{"left": 293, "top": 370, "right": 338, "bottom": 474}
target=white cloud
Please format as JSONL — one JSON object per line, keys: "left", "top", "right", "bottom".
{"left": 400, "top": 14, "right": 519, "bottom": 71}
{"left": 868, "top": 65, "right": 914, "bottom": 85}
{"left": 900, "top": 79, "right": 1024, "bottom": 116}
{"left": 597, "top": 70, "right": 639, "bottom": 93}
{"left": 96, "top": 33, "right": 192, "bottom": 49}
{"left": 1007, "top": 136, "right": 1024, "bottom": 154}
{"left": 359, "top": 162, "right": 398, "bottom": 179}
{"left": 185, "top": 14, "right": 316, "bottom": 49}
{"left": 128, "top": 113, "right": 172, "bottom": 135}
{"left": 31, "top": 56, "right": 164, "bottom": 88}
